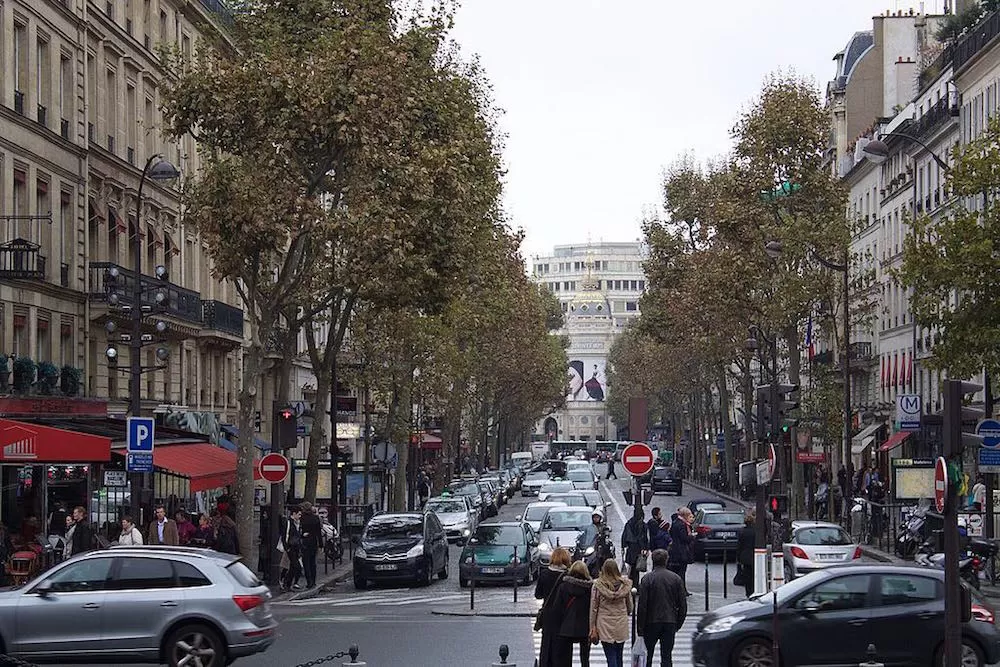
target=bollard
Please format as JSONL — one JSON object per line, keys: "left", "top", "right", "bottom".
{"left": 753, "top": 548, "right": 768, "bottom": 596}
{"left": 630, "top": 587, "right": 638, "bottom": 644}
{"left": 512, "top": 547, "right": 519, "bottom": 604}
{"left": 770, "top": 552, "right": 785, "bottom": 590}
{"left": 343, "top": 644, "right": 367, "bottom": 666}
{"left": 704, "top": 561, "right": 709, "bottom": 612}
{"left": 722, "top": 548, "right": 728, "bottom": 599}
{"left": 858, "top": 644, "right": 884, "bottom": 667}
{"left": 470, "top": 552, "right": 476, "bottom": 611}
{"left": 491, "top": 643, "right": 516, "bottom": 666}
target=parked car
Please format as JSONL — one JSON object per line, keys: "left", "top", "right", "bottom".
{"left": 353, "top": 512, "right": 449, "bottom": 589}
{"left": 783, "top": 520, "right": 862, "bottom": 579}
{"left": 479, "top": 479, "right": 503, "bottom": 514}
{"left": 458, "top": 522, "right": 540, "bottom": 587}
{"left": 567, "top": 468, "right": 598, "bottom": 490}
{"left": 447, "top": 480, "right": 486, "bottom": 519}
{"left": 480, "top": 477, "right": 507, "bottom": 507}
{"left": 692, "top": 509, "right": 745, "bottom": 560}
{"left": 578, "top": 489, "right": 609, "bottom": 514}
{"left": 425, "top": 496, "right": 477, "bottom": 544}
{"left": 692, "top": 565, "right": 998, "bottom": 667}
{"left": 687, "top": 498, "right": 726, "bottom": 515}
{"left": 521, "top": 470, "right": 552, "bottom": 497}
{"left": 650, "top": 467, "right": 683, "bottom": 495}
{"left": 520, "top": 501, "right": 568, "bottom": 533}
{"left": 544, "top": 493, "right": 590, "bottom": 509}
{"left": 538, "top": 480, "right": 577, "bottom": 502}
{"left": 536, "top": 507, "right": 594, "bottom": 564}
{"left": 0, "top": 546, "right": 276, "bottom": 666}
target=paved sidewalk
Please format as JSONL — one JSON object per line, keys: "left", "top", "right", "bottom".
{"left": 268, "top": 557, "right": 353, "bottom": 602}
{"left": 683, "top": 478, "right": 750, "bottom": 509}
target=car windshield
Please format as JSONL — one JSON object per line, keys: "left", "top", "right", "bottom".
{"left": 451, "top": 484, "right": 479, "bottom": 496}
{"left": 365, "top": 516, "right": 423, "bottom": 539}
{"left": 526, "top": 472, "right": 550, "bottom": 481}
{"left": 795, "top": 527, "right": 853, "bottom": 546}
{"left": 568, "top": 470, "right": 592, "bottom": 482}
{"left": 580, "top": 491, "right": 602, "bottom": 506}
{"left": 541, "top": 482, "right": 575, "bottom": 493}
{"left": 654, "top": 468, "right": 673, "bottom": 478}
{"left": 475, "top": 526, "right": 524, "bottom": 546}
{"left": 702, "top": 513, "right": 745, "bottom": 525}
{"left": 693, "top": 502, "right": 724, "bottom": 512}
{"left": 526, "top": 505, "right": 561, "bottom": 520}
{"left": 549, "top": 494, "right": 588, "bottom": 507}
{"left": 426, "top": 500, "right": 467, "bottom": 514}
{"left": 542, "top": 510, "right": 593, "bottom": 530}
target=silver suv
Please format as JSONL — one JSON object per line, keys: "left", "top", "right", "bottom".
{"left": 0, "top": 545, "right": 276, "bottom": 666}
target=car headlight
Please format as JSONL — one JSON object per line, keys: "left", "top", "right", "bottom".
{"left": 406, "top": 543, "right": 424, "bottom": 558}
{"left": 584, "top": 546, "right": 595, "bottom": 556}
{"left": 703, "top": 616, "right": 744, "bottom": 633}
{"left": 463, "top": 528, "right": 471, "bottom": 536}
{"left": 464, "top": 556, "right": 474, "bottom": 564}
{"left": 355, "top": 547, "right": 367, "bottom": 559}
{"left": 539, "top": 542, "right": 552, "bottom": 552}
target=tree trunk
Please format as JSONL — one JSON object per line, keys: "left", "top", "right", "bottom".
{"left": 235, "top": 342, "right": 264, "bottom": 559}
{"left": 785, "top": 325, "right": 804, "bottom": 519}
{"left": 719, "top": 368, "right": 736, "bottom": 492}
{"left": 305, "top": 366, "right": 331, "bottom": 503}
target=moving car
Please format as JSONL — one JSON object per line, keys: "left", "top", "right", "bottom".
{"left": 520, "top": 501, "right": 567, "bottom": 533}
{"left": 425, "top": 496, "right": 477, "bottom": 544}
{"left": 692, "top": 509, "right": 745, "bottom": 560}
{"left": 687, "top": 498, "right": 726, "bottom": 515}
{"left": 650, "top": 467, "right": 683, "bottom": 495}
{"left": 567, "top": 468, "right": 598, "bottom": 490}
{"left": 448, "top": 480, "right": 486, "bottom": 519}
{"left": 458, "top": 522, "right": 540, "bottom": 587}
{"left": 782, "top": 520, "right": 862, "bottom": 579}
{"left": 0, "top": 546, "right": 277, "bottom": 666}
{"left": 353, "top": 512, "right": 449, "bottom": 589}
{"left": 521, "top": 470, "right": 552, "bottom": 497}
{"left": 692, "top": 565, "right": 999, "bottom": 667}
{"left": 536, "top": 507, "right": 595, "bottom": 564}
{"left": 544, "top": 493, "right": 590, "bottom": 509}
{"left": 538, "top": 480, "right": 577, "bottom": 502}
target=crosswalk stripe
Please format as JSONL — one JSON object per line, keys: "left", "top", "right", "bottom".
{"left": 276, "top": 588, "right": 528, "bottom": 608}
{"left": 528, "top": 615, "right": 701, "bottom": 667}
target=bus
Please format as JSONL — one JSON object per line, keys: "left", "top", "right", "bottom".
{"left": 548, "top": 440, "right": 627, "bottom": 458}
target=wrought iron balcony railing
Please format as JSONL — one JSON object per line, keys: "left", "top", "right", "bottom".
{"left": 202, "top": 299, "right": 244, "bottom": 337}
{"left": 88, "top": 261, "right": 202, "bottom": 324}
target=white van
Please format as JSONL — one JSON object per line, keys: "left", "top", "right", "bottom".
{"left": 511, "top": 452, "right": 533, "bottom": 468}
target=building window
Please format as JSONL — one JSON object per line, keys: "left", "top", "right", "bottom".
{"left": 638, "top": 280, "right": 645, "bottom": 291}
{"left": 14, "top": 22, "right": 28, "bottom": 106}
{"left": 105, "top": 68, "right": 118, "bottom": 151}
{"left": 60, "top": 191, "right": 73, "bottom": 280}
{"left": 12, "top": 314, "right": 26, "bottom": 356}
{"left": 36, "top": 36, "right": 51, "bottom": 126}
{"left": 126, "top": 83, "right": 137, "bottom": 162}
{"left": 625, "top": 301, "right": 637, "bottom": 312}
{"left": 60, "top": 320, "right": 73, "bottom": 366}
{"left": 59, "top": 54, "right": 73, "bottom": 131}
{"left": 12, "top": 170, "right": 28, "bottom": 239}
{"left": 36, "top": 315, "right": 50, "bottom": 361}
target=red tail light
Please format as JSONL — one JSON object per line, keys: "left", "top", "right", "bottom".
{"left": 696, "top": 526, "right": 711, "bottom": 536}
{"left": 233, "top": 595, "right": 265, "bottom": 613}
{"left": 973, "top": 556, "right": 983, "bottom": 570}
{"left": 972, "top": 603, "right": 995, "bottom": 624}
{"left": 790, "top": 546, "right": 809, "bottom": 560}
{"left": 853, "top": 546, "right": 862, "bottom": 559}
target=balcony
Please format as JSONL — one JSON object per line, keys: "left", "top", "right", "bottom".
{"left": 849, "top": 342, "right": 873, "bottom": 363}
{"left": 202, "top": 299, "right": 244, "bottom": 337}
{"left": 13, "top": 91, "right": 24, "bottom": 116}
{"left": 199, "top": 0, "right": 235, "bottom": 29}
{"left": 911, "top": 97, "right": 956, "bottom": 143}
{"left": 88, "top": 261, "right": 202, "bottom": 325}
{"left": 812, "top": 350, "right": 834, "bottom": 365}
{"left": 954, "top": 9, "right": 1000, "bottom": 74}
{"left": 0, "top": 239, "right": 46, "bottom": 280}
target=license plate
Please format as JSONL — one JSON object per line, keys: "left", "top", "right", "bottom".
{"left": 481, "top": 567, "right": 505, "bottom": 574}
{"left": 817, "top": 554, "right": 840, "bottom": 561}
{"left": 717, "top": 532, "right": 736, "bottom": 539}
{"left": 374, "top": 564, "right": 398, "bottom": 571}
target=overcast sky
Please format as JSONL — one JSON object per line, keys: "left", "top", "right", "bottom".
{"left": 449, "top": 0, "right": 948, "bottom": 260}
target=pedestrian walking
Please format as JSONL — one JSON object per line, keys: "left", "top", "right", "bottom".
{"left": 147, "top": 504, "right": 179, "bottom": 546}
{"left": 667, "top": 508, "right": 694, "bottom": 594}
{"left": 650, "top": 514, "right": 672, "bottom": 552}
{"left": 69, "top": 506, "right": 95, "bottom": 556}
{"left": 117, "top": 515, "right": 143, "bottom": 545}
{"left": 190, "top": 514, "right": 215, "bottom": 548}
{"left": 281, "top": 506, "right": 304, "bottom": 591}
{"left": 621, "top": 505, "right": 649, "bottom": 590}
{"left": 535, "top": 547, "right": 572, "bottom": 667}
{"left": 736, "top": 510, "right": 756, "bottom": 598}
{"left": 636, "top": 549, "right": 687, "bottom": 667}
{"left": 417, "top": 472, "right": 430, "bottom": 510}
{"left": 299, "top": 501, "right": 322, "bottom": 588}
{"left": 646, "top": 507, "right": 663, "bottom": 546}
{"left": 175, "top": 510, "right": 196, "bottom": 545}
{"left": 550, "top": 560, "right": 593, "bottom": 667}
{"left": 606, "top": 458, "right": 617, "bottom": 480}
{"left": 590, "top": 559, "right": 634, "bottom": 667}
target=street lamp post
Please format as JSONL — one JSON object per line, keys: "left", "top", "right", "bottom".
{"left": 106, "top": 155, "right": 179, "bottom": 523}
{"left": 745, "top": 326, "right": 776, "bottom": 550}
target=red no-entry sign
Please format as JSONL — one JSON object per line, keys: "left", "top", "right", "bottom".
{"left": 259, "top": 452, "right": 290, "bottom": 484}
{"left": 622, "top": 442, "right": 655, "bottom": 477}
{"left": 934, "top": 456, "right": 948, "bottom": 513}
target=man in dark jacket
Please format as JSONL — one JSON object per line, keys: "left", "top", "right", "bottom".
{"left": 69, "top": 506, "right": 94, "bottom": 556}
{"left": 647, "top": 507, "right": 663, "bottom": 546}
{"left": 622, "top": 505, "right": 649, "bottom": 589}
{"left": 637, "top": 549, "right": 687, "bottom": 667}
{"left": 299, "top": 501, "right": 322, "bottom": 588}
{"left": 667, "top": 508, "right": 695, "bottom": 594}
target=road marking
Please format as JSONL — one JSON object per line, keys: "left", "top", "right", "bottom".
{"left": 529, "top": 614, "right": 702, "bottom": 667}
{"left": 605, "top": 478, "right": 629, "bottom": 527}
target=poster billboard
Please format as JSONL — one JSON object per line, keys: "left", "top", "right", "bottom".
{"left": 567, "top": 357, "right": 607, "bottom": 402}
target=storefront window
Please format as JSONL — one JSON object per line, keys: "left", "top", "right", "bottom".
{"left": 2, "top": 465, "right": 43, "bottom": 549}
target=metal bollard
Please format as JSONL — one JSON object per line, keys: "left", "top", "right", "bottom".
{"left": 858, "top": 644, "right": 883, "bottom": 667}
{"left": 470, "top": 552, "right": 476, "bottom": 611}
{"left": 704, "top": 561, "right": 709, "bottom": 612}
{"left": 630, "top": 587, "right": 638, "bottom": 644}
{"left": 491, "top": 644, "right": 516, "bottom": 666}
{"left": 722, "top": 548, "right": 728, "bottom": 599}
{"left": 512, "top": 548, "right": 518, "bottom": 603}
{"left": 343, "top": 644, "right": 367, "bottom": 666}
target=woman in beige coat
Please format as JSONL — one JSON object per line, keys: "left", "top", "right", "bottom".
{"left": 589, "top": 558, "right": 634, "bottom": 667}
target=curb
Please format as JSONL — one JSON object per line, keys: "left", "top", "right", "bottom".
{"left": 431, "top": 609, "right": 538, "bottom": 618}
{"left": 859, "top": 546, "right": 896, "bottom": 563}
{"left": 684, "top": 479, "right": 750, "bottom": 509}
{"left": 288, "top": 562, "right": 353, "bottom": 602}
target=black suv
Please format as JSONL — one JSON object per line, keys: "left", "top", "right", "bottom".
{"left": 353, "top": 512, "right": 449, "bottom": 588}
{"left": 650, "top": 467, "right": 683, "bottom": 495}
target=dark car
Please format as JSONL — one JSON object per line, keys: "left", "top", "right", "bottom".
{"left": 692, "top": 509, "right": 745, "bottom": 560}
{"left": 650, "top": 467, "right": 683, "bottom": 495}
{"left": 448, "top": 479, "right": 487, "bottom": 519}
{"left": 534, "top": 459, "right": 568, "bottom": 478}
{"left": 353, "top": 512, "right": 449, "bottom": 589}
{"left": 692, "top": 564, "right": 1000, "bottom": 667}
{"left": 459, "top": 522, "right": 539, "bottom": 588}
{"left": 687, "top": 498, "right": 726, "bottom": 515}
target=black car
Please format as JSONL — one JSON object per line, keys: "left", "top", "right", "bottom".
{"left": 353, "top": 512, "right": 449, "bottom": 588}
{"left": 691, "top": 509, "right": 744, "bottom": 560}
{"left": 650, "top": 467, "right": 683, "bottom": 495}
{"left": 448, "top": 479, "right": 486, "bottom": 519}
{"left": 687, "top": 498, "right": 726, "bottom": 515}
{"left": 692, "top": 564, "right": 1000, "bottom": 667}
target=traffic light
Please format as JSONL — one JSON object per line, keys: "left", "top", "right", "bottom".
{"left": 769, "top": 494, "right": 788, "bottom": 517}
{"left": 275, "top": 404, "right": 298, "bottom": 449}
{"left": 944, "top": 379, "right": 984, "bottom": 458}
{"left": 774, "top": 384, "right": 800, "bottom": 435}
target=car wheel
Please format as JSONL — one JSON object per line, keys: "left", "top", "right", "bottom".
{"left": 439, "top": 557, "right": 449, "bottom": 580}
{"left": 783, "top": 563, "right": 794, "bottom": 582}
{"left": 166, "top": 623, "right": 224, "bottom": 667}
{"left": 935, "top": 640, "right": 985, "bottom": 667}
{"left": 731, "top": 637, "right": 775, "bottom": 667}
{"left": 353, "top": 574, "right": 368, "bottom": 590}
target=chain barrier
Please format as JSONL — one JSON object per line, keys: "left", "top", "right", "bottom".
{"left": 0, "top": 654, "right": 39, "bottom": 667}
{"left": 293, "top": 644, "right": 360, "bottom": 667}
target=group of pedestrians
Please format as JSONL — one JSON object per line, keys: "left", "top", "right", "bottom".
{"left": 620, "top": 505, "right": 696, "bottom": 592}
{"left": 535, "top": 546, "right": 687, "bottom": 667}
{"left": 278, "top": 501, "right": 324, "bottom": 591}
{"left": 114, "top": 502, "right": 240, "bottom": 553}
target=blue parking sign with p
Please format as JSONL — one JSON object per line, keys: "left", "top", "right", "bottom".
{"left": 127, "top": 417, "right": 155, "bottom": 452}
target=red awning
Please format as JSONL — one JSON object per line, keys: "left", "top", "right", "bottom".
{"left": 0, "top": 419, "right": 111, "bottom": 463}
{"left": 420, "top": 433, "right": 443, "bottom": 450}
{"left": 154, "top": 443, "right": 261, "bottom": 492}
{"left": 879, "top": 430, "right": 913, "bottom": 452}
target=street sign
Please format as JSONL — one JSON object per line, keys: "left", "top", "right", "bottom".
{"left": 621, "top": 442, "right": 655, "bottom": 477}
{"left": 935, "top": 456, "right": 948, "bottom": 513}
{"left": 756, "top": 460, "right": 771, "bottom": 486}
{"left": 978, "top": 419, "right": 1000, "bottom": 449}
{"left": 979, "top": 447, "right": 1000, "bottom": 473}
{"left": 896, "top": 394, "right": 922, "bottom": 431}
{"left": 103, "top": 470, "right": 127, "bottom": 487}
{"left": 126, "top": 452, "right": 153, "bottom": 473}
{"left": 258, "top": 453, "right": 290, "bottom": 484}
{"left": 371, "top": 442, "right": 398, "bottom": 468}
{"left": 127, "top": 417, "right": 155, "bottom": 452}
{"left": 963, "top": 512, "right": 985, "bottom": 537}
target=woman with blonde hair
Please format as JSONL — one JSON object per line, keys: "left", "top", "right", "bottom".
{"left": 535, "top": 548, "right": 572, "bottom": 667}
{"left": 589, "top": 558, "right": 634, "bottom": 667}
{"left": 550, "top": 560, "right": 593, "bottom": 667}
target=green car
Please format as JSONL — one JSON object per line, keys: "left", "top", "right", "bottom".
{"left": 459, "top": 522, "right": 540, "bottom": 588}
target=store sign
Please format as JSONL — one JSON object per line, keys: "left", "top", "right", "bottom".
{"left": 0, "top": 398, "right": 107, "bottom": 416}
{"left": 103, "top": 470, "right": 127, "bottom": 487}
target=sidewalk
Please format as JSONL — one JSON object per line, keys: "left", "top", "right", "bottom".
{"left": 268, "top": 557, "right": 353, "bottom": 602}
{"left": 684, "top": 478, "right": 750, "bottom": 509}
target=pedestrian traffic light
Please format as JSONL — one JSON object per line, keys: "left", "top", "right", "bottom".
{"left": 944, "top": 379, "right": 984, "bottom": 458}
{"left": 769, "top": 494, "right": 788, "bottom": 517}
{"left": 275, "top": 404, "right": 297, "bottom": 449}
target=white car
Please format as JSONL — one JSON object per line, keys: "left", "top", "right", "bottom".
{"left": 425, "top": 496, "right": 477, "bottom": 543}
{"left": 567, "top": 468, "right": 598, "bottom": 490}
{"left": 538, "top": 481, "right": 577, "bottom": 501}
{"left": 521, "top": 470, "right": 552, "bottom": 497}
{"left": 783, "top": 520, "right": 861, "bottom": 579}
{"left": 520, "top": 501, "right": 567, "bottom": 533}
{"left": 566, "top": 460, "right": 591, "bottom": 473}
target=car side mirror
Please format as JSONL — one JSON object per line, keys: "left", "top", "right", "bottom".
{"left": 797, "top": 599, "right": 821, "bottom": 614}
{"left": 517, "top": 514, "right": 523, "bottom": 521}
{"left": 35, "top": 579, "right": 54, "bottom": 597}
